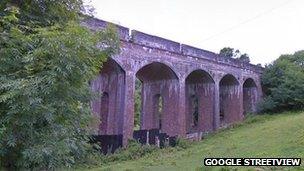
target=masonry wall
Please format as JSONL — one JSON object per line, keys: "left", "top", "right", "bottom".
{"left": 140, "top": 80, "right": 180, "bottom": 136}
{"left": 243, "top": 88, "right": 258, "bottom": 113}
{"left": 90, "top": 60, "right": 125, "bottom": 135}
{"left": 85, "top": 18, "right": 263, "bottom": 145}
{"left": 220, "top": 84, "right": 242, "bottom": 126}
{"left": 243, "top": 78, "right": 259, "bottom": 114}
{"left": 185, "top": 70, "right": 215, "bottom": 133}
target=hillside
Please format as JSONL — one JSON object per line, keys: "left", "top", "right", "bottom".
{"left": 85, "top": 111, "right": 304, "bottom": 171}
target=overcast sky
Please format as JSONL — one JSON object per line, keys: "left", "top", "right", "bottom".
{"left": 85, "top": 0, "right": 304, "bottom": 65}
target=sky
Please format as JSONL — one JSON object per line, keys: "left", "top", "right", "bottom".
{"left": 84, "top": 0, "right": 304, "bottom": 65}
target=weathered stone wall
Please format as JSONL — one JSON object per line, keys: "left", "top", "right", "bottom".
{"left": 91, "top": 59, "right": 126, "bottom": 135}
{"left": 185, "top": 70, "right": 215, "bottom": 133}
{"left": 219, "top": 75, "right": 242, "bottom": 126}
{"left": 243, "top": 78, "right": 259, "bottom": 114}
{"left": 85, "top": 18, "right": 263, "bottom": 145}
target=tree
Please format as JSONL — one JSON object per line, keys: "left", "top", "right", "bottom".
{"left": 239, "top": 53, "right": 250, "bottom": 63}
{"left": 0, "top": 1, "right": 119, "bottom": 169}
{"left": 0, "top": 0, "right": 85, "bottom": 27}
{"left": 259, "top": 50, "right": 304, "bottom": 112}
{"left": 219, "top": 47, "right": 251, "bottom": 63}
{"left": 219, "top": 47, "right": 235, "bottom": 58}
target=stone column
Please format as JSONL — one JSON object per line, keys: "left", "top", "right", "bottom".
{"left": 213, "top": 81, "right": 220, "bottom": 130}
{"left": 238, "top": 81, "right": 244, "bottom": 121}
{"left": 178, "top": 78, "right": 187, "bottom": 137}
{"left": 122, "top": 70, "right": 135, "bottom": 146}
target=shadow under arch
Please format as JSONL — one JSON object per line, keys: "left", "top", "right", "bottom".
{"left": 91, "top": 58, "right": 126, "bottom": 135}
{"left": 135, "top": 62, "right": 179, "bottom": 136}
{"left": 243, "top": 78, "right": 258, "bottom": 114}
{"left": 135, "top": 60, "right": 180, "bottom": 80}
{"left": 185, "top": 69, "right": 215, "bottom": 133}
{"left": 136, "top": 62, "right": 179, "bottom": 81}
{"left": 219, "top": 74, "right": 242, "bottom": 126}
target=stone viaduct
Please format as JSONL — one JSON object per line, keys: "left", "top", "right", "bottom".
{"left": 84, "top": 18, "right": 263, "bottom": 145}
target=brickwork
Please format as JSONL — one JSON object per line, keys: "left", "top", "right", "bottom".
{"left": 86, "top": 18, "right": 263, "bottom": 145}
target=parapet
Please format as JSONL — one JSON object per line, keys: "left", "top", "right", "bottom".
{"left": 131, "top": 30, "right": 181, "bottom": 53}
{"left": 181, "top": 44, "right": 217, "bottom": 61}
{"left": 83, "top": 17, "right": 263, "bottom": 73}
{"left": 83, "top": 17, "right": 129, "bottom": 41}
{"left": 218, "top": 55, "right": 242, "bottom": 67}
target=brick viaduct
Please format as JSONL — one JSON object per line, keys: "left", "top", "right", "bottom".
{"left": 84, "top": 18, "right": 263, "bottom": 145}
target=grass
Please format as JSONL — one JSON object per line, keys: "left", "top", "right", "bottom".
{"left": 80, "top": 111, "right": 304, "bottom": 171}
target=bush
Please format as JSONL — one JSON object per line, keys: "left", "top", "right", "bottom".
{"left": 175, "top": 138, "right": 192, "bottom": 149}
{"left": 83, "top": 138, "right": 194, "bottom": 167}
{"left": 103, "top": 140, "right": 158, "bottom": 163}
{"left": 257, "top": 96, "right": 278, "bottom": 113}
{"left": 260, "top": 50, "right": 304, "bottom": 112}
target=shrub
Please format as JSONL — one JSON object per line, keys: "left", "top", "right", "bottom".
{"left": 87, "top": 138, "right": 193, "bottom": 167}
{"left": 175, "top": 138, "right": 192, "bottom": 149}
{"left": 257, "top": 96, "right": 278, "bottom": 113}
{"left": 103, "top": 140, "right": 158, "bottom": 163}
{"left": 260, "top": 50, "right": 304, "bottom": 112}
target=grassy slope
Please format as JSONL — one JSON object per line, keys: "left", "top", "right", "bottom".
{"left": 86, "top": 111, "right": 304, "bottom": 171}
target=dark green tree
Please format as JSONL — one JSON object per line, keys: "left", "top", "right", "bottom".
{"left": 0, "top": 1, "right": 119, "bottom": 169}
{"left": 219, "top": 47, "right": 251, "bottom": 63}
{"left": 260, "top": 50, "right": 304, "bottom": 112}
{"left": 219, "top": 47, "right": 235, "bottom": 58}
{"left": 0, "top": 0, "right": 85, "bottom": 27}
{"left": 239, "top": 53, "right": 250, "bottom": 63}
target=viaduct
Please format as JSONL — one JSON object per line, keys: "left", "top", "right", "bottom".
{"left": 84, "top": 18, "right": 263, "bottom": 145}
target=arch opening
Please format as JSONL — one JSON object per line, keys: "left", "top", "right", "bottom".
{"left": 134, "top": 78, "right": 142, "bottom": 130}
{"left": 135, "top": 62, "right": 179, "bottom": 135}
{"left": 190, "top": 95, "right": 199, "bottom": 128}
{"left": 153, "top": 94, "right": 163, "bottom": 130}
{"left": 136, "top": 62, "right": 178, "bottom": 81}
{"left": 185, "top": 70, "right": 215, "bottom": 133}
{"left": 91, "top": 58, "right": 126, "bottom": 135}
{"left": 219, "top": 74, "right": 241, "bottom": 126}
{"left": 243, "top": 78, "right": 258, "bottom": 114}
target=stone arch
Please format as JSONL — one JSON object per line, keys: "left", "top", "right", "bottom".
{"left": 135, "top": 60, "right": 180, "bottom": 80}
{"left": 185, "top": 67, "right": 213, "bottom": 80}
{"left": 109, "top": 57, "right": 125, "bottom": 71}
{"left": 91, "top": 58, "right": 126, "bottom": 135}
{"left": 185, "top": 69, "right": 215, "bottom": 133}
{"left": 243, "top": 78, "right": 258, "bottom": 114}
{"left": 136, "top": 62, "right": 179, "bottom": 135}
{"left": 219, "top": 74, "right": 242, "bottom": 126}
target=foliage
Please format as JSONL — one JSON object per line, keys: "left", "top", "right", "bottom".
{"left": 175, "top": 138, "right": 192, "bottom": 149}
{"left": 0, "top": 1, "right": 119, "bottom": 170}
{"left": 260, "top": 50, "right": 304, "bottom": 112}
{"left": 134, "top": 79, "right": 142, "bottom": 130}
{"left": 103, "top": 140, "right": 158, "bottom": 163}
{"left": 0, "top": 0, "right": 86, "bottom": 27}
{"left": 219, "top": 47, "right": 236, "bottom": 58}
{"left": 238, "top": 53, "right": 250, "bottom": 63}
{"left": 219, "top": 47, "right": 250, "bottom": 63}
{"left": 75, "top": 140, "right": 158, "bottom": 169}
{"left": 76, "top": 138, "right": 193, "bottom": 170}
